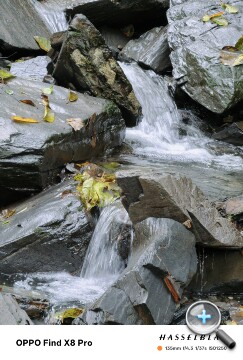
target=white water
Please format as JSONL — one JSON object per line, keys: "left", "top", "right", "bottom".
{"left": 32, "top": 0, "right": 68, "bottom": 33}
{"left": 14, "top": 203, "right": 132, "bottom": 306}
{"left": 120, "top": 62, "right": 243, "bottom": 169}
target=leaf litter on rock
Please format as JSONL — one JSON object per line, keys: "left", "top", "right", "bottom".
{"left": 20, "top": 99, "right": 36, "bottom": 107}
{"left": 33, "top": 36, "right": 51, "bottom": 52}
{"left": 220, "top": 36, "right": 243, "bottom": 66}
{"left": 66, "top": 118, "right": 85, "bottom": 131}
{"left": 41, "top": 94, "right": 55, "bottom": 123}
{"left": 12, "top": 116, "right": 39, "bottom": 123}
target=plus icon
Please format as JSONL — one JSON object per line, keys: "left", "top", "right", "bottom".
{"left": 197, "top": 310, "right": 212, "bottom": 324}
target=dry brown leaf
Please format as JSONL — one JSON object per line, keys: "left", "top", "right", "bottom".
{"left": 183, "top": 219, "right": 192, "bottom": 229}
{"left": 163, "top": 275, "right": 180, "bottom": 304}
{"left": 1, "top": 209, "right": 16, "bottom": 219}
{"left": 20, "top": 99, "right": 36, "bottom": 107}
{"left": 66, "top": 118, "right": 85, "bottom": 131}
{"left": 12, "top": 116, "right": 39, "bottom": 123}
{"left": 61, "top": 190, "right": 73, "bottom": 198}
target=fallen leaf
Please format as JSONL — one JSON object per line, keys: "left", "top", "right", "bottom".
{"left": 221, "top": 3, "right": 239, "bottom": 14}
{"left": 12, "top": 116, "right": 39, "bottom": 123}
{"left": 163, "top": 275, "right": 180, "bottom": 304}
{"left": 60, "top": 308, "right": 84, "bottom": 323}
{"left": 33, "top": 36, "right": 51, "bottom": 52}
{"left": 5, "top": 89, "right": 14, "bottom": 95}
{"left": 74, "top": 169, "right": 121, "bottom": 211}
{"left": 43, "top": 107, "right": 55, "bottom": 123}
{"left": 233, "top": 54, "right": 243, "bottom": 66}
{"left": 222, "top": 46, "right": 238, "bottom": 52}
{"left": 41, "top": 94, "right": 50, "bottom": 107}
{"left": 42, "top": 85, "right": 54, "bottom": 95}
{"left": 202, "top": 15, "right": 210, "bottom": 22}
{"left": 68, "top": 90, "right": 78, "bottom": 102}
{"left": 235, "top": 36, "right": 243, "bottom": 51}
{"left": 1, "top": 209, "right": 16, "bottom": 219}
{"left": 61, "top": 189, "right": 73, "bottom": 198}
{"left": 99, "top": 162, "right": 121, "bottom": 171}
{"left": 183, "top": 219, "right": 192, "bottom": 229}
{"left": 212, "top": 17, "right": 228, "bottom": 26}
{"left": 209, "top": 11, "right": 225, "bottom": 19}
{"left": 20, "top": 99, "right": 35, "bottom": 107}
{"left": 66, "top": 118, "right": 85, "bottom": 131}
{"left": 0, "top": 69, "right": 15, "bottom": 80}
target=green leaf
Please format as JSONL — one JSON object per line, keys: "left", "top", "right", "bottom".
{"left": 212, "top": 17, "right": 228, "bottom": 26}
{"left": 221, "top": 3, "right": 239, "bottom": 14}
{"left": 33, "top": 36, "right": 51, "bottom": 52}
{"left": 0, "top": 69, "right": 15, "bottom": 80}
{"left": 235, "top": 36, "right": 243, "bottom": 51}
{"left": 60, "top": 308, "right": 84, "bottom": 322}
{"left": 99, "top": 162, "right": 121, "bottom": 171}
{"left": 68, "top": 90, "right": 78, "bottom": 102}
{"left": 42, "top": 85, "right": 53, "bottom": 95}
{"left": 202, "top": 15, "right": 210, "bottom": 22}
{"left": 5, "top": 89, "right": 14, "bottom": 95}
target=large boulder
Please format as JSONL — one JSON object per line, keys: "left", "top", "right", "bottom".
{"left": 0, "top": 77, "right": 125, "bottom": 198}
{"left": 52, "top": 15, "right": 142, "bottom": 126}
{"left": 167, "top": 0, "right": 243, "bottom": 113}
{"left": 0, "top": 180, "right": 93, "bottom": 278}
{"left": 116, "top": 172, "right": 243, "bottom": 248}
{"left": 0, "top": 293, "right": 33, "bottom": 325}
{"left": 0, "top": 0, "right": 50, "bottom": 53}
{"left": 120, "top": 26, "right": 171, "bottom": 73}
{"left": 74, "top": 218, "right": 197, "bottom": 325}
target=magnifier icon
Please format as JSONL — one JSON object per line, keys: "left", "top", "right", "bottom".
{"left": 186, "top": 301, "right": 236, "bottom": 349}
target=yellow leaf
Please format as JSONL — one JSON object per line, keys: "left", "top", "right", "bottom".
{"left": 233, "top": 54, "right": 243, "bottom": 66}
{"left": 33, "top": 36, "right": 51, "bottom": 52}
{"left": 202, "top": 15, "right": 210, "bottom": 22}
{"left": 43, "top": 106, "right": 55, "bottom": 123}
{"left": 12, "top": 116, "right": 39, "bottom": 123}
{"left": 1, "top": 209, "right": 16, "bottom": 219}
{"left": 60, "top": 308, "right": 84, "bottom": 322}
{"left": 235, "top": 36, "right": 243, "bottom": 51}
{"left": 66, "top": 118, "right": 85, "bottom": 131}
{"left": 0, "top": 69, "right": 15, "bottom": 80}
{"left": 221, "top": 3, "right": 239, "bottom": 14}
{"left": 42, "top": 85, "right": 54, "bottom": 95}
{"left": 68, "top": 91, "right": 78, "bottom": 102}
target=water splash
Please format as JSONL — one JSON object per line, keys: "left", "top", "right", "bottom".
{"left": 120, "top": 62, "right": 243, "bottom": 169}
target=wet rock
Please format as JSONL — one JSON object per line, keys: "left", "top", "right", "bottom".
{"left": 99, "top": 26, "right": 129, "bottom": 57}
{"left": 188, "top": 248, "right": 243, "bottom": 294}
{"left": 10, "top": 56, "right": 51, "bottom": 82}
{"left": 74, "top": 218, "right": 197, "bottom": 325}
{"left": 0, "top": 293, "right": 33, "bottom": 325}
{"left": 167, "top": 0, "right": 243, "bottom": 113}
{"left": 63, "top": 0, "right": 169, "bottom": 27}
{"left": 225, "top": 195, "right": 243, "bottom": 217}
{"left": 0, "top": 0, "right": 50, "bottom": 53}
{"left": 0, "top": 180, "right": 93, "bottom": 277}
{"left": 116, "top": 172, "right": 243, "bottom": 248}
{"left": 213, "top": 122, "right": 243, "bottom": 146}
{"left": 0, "top": 77, "right": 125, "bottom": 196}
{"left": 52, "top": 15, "right": 142, "bottom": 126}
{"left": 120, "top": 26, "right": 171, "bottom": 73}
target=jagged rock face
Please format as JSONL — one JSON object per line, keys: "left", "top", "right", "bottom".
{"left": 52, "top": 15, "right": 142, "bottom": 126}
{"left": 167, "top": 0, "right": 243, "bottom": 113}
{"left": 0, "top": 180, "right": 93, "bottom": 278}
{"left": 0, "top": 293, "right": 33, "bottom": 325}
{"left": 74, "top": 218, "right": 197, "bottom": 325}
{"left": 0, "top": 0, "right": 50, "bottom": 52}
{"left": 119, "top": 26, "right": 171, "bottom": 73}
{"left": 0, "top": 77, "right": 125, "bottom": 198}
{"left": 116, "top": 172, "right": 243, "bottom": 248}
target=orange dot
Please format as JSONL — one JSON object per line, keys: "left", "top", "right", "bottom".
{"left": 157, "top": 346, "right": 163, "bottom": 351}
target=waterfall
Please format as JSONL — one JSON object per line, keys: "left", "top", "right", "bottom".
{"left": 120, "top": 62, "right": 243, "bottom": 169}
{"left": 14, "top": 202, "right": 132, "bottom": 306}
{"left": 32, "top": 0, "right": 68, "bottom": 33}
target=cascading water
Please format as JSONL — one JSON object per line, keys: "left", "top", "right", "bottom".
{"left": 119, "top": 62, "right": 243, "bottom": 169}
{"left": 32, "top": 0, "right": 68, "bottom": 33}
{"left": 14, "top": 202, "right": 132, "bottom": 308}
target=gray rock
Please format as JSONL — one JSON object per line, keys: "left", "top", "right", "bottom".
{"left": 63, "top": 0, "right": 169, "bottom": 27}
{"left": 225, "top": 195, "right": 243, "bottom": 217}
{"left": 0, "top": 77, "right": 125, "bottom": 196}
{"left": 10, "top": 56, "right": 51, "bottom": 82}
{"left": 74, "top": 218, "right": 197, "bottom": 324}
{"left": 120, "top": 26, "right": 171, "bottom": 73}
{"left": 0, "top": 180, "right": 93, "bottom": 277}
{"left": 0, "top": 293, "right": 33, "bottom": 325}
{"left": 0, "top": 0, "right": 50, "bottom": 52}
{"left": 167, "top": 0, "right": 243, "bottom": 113}
{"left": 188, "top": 248, "right": 243, "bottom": 294}
{"left": 116, "top": 172, "right": 243, "bottom": 248}
{"left": 213, "top": 122, "right": 243, "bottom": 146}
{"left": 52, "top": 15, "right": 142, "bottom": 126}
{"left": 99, "top": 26, "right": 129, "bottom": 57}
